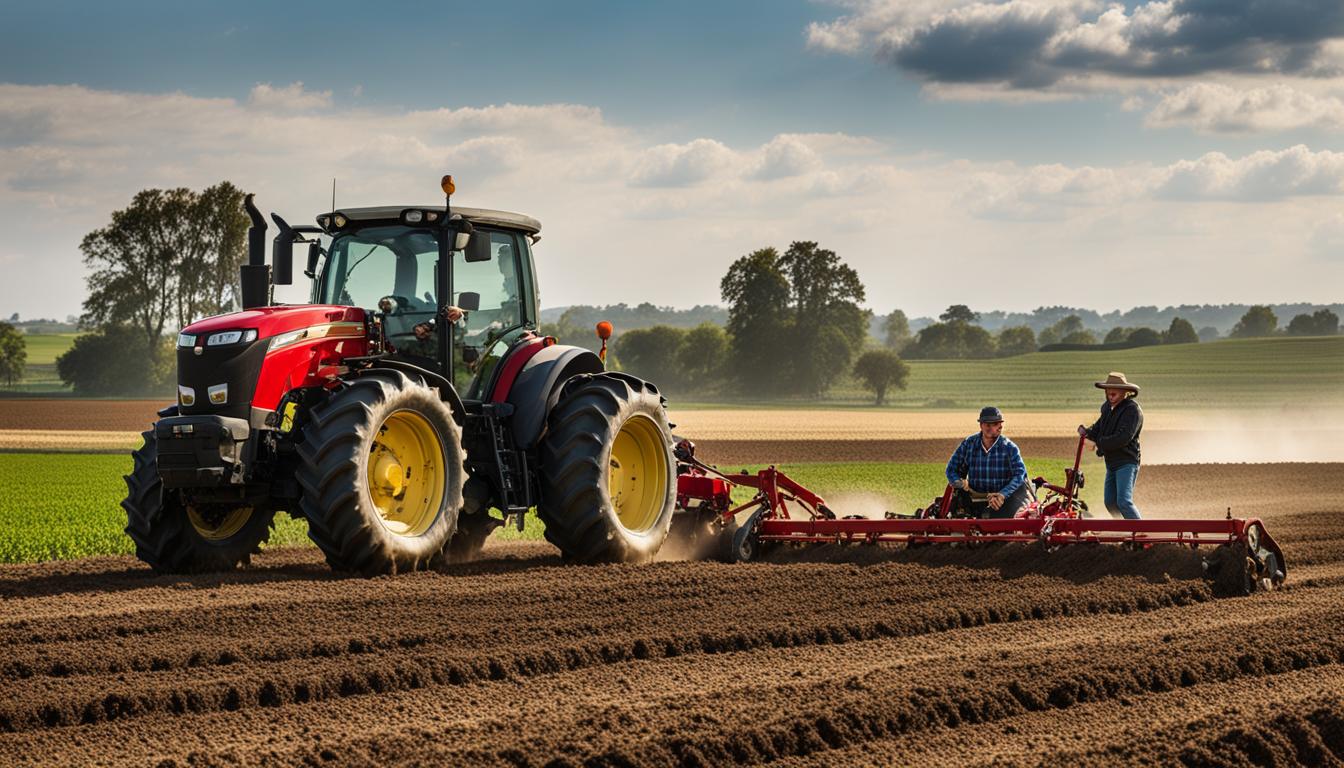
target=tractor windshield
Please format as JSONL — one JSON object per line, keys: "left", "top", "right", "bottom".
{"left": 319, "top": 224, "right": 533, "bottom": 392}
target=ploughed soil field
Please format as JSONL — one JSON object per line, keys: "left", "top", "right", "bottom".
{"left": 3, "top": 465, "right": 1343, "bottom": 766}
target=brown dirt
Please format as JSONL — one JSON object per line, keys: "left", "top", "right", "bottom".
{"left": 1, "top": 464, "right": 1341, "bottom": 767}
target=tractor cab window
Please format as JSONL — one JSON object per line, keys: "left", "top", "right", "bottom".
{"left": 455, "top": 231, "right": 529, "bottom": 395}
{"left": 321, "top": 226, "right": 440, "bottom": 362}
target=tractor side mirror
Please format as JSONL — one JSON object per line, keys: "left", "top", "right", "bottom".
{"left": 304, "top": 242, "right": 321, "bottom": 279}
{"left": 270, "top": 213, "right": 295, "bottom": 286}
{"left": 458, "top": 291, "right": 480, "bottom": 312}
{"left": 464, "top": 231, "right": 493, "bottom": 263}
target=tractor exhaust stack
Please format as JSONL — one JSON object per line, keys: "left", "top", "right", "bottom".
{"left": 241, "top": 193, "right": 270, "bottom": 309}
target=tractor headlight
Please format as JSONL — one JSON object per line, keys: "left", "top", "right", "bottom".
{"left": 178, "top": 386, "right": 195, "bottom": 407}
{"left": 177, "top": 333, "right": 195, "bottom": 348}
{"left": 205, "top": 329, "right": 258, "bottom": 346}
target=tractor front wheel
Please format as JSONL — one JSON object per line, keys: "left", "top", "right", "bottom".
{"left": 123, "top": 429, "right": 275, "bottom": 573}
{"left": 538, "top": 374, "right": 676, "bottom": 563}
{"left": 296, "top": 370, "right": 465, "bottom": 575}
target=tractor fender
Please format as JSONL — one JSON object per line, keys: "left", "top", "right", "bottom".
{"left": 505, "top": 344, "right": 605, "bottom": 449}
{"left": 358, "top": 359, "right": 466, "bottom": 425}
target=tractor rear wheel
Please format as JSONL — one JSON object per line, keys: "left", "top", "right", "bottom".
{"left": 123, "top": 429, "right": 275, "bottom": 573}
{"left": 538, "top": 373, "right": 676, "bottom": 563}
{"left": 296, "top": 370, "right": 464, "bottom": 575}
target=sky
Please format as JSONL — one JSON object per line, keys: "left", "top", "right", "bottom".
{"left": 2, "top": 0, "right": 1344, "bottom": 322}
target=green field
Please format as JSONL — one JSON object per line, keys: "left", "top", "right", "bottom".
{"left": 683, "top": 336, "right": 1344, "bottom": 410}
{"left": 3, "top": 333, "right": 78, "bottom": 393}
{"left": 0, "top": 453, "right": 1092, "bottom": 563}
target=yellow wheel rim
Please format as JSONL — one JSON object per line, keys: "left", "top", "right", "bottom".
{"left": 367, "top": 410, "right": 445, "bottom": 537}
{"left": 187, "top": 506, "right": 252, "bottom": 542}
{"left": 608, "top": 414, "right": 668, "bottom": 533}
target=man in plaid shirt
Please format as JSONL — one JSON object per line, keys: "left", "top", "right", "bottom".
{"left": 944, "top": 406, "right": 1029, "bottom": 518}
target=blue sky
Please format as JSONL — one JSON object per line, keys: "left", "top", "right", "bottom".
{"left": 3, "top": 0, "right": 1344, "bottom": 321}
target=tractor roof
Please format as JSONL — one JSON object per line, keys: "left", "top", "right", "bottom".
{"left": 329, "top": 206, "right": 541, "bottom": 235}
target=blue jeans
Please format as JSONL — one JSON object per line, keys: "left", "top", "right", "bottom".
{"left": 1104, "top": 463, "right": 1141, "bottom": 520}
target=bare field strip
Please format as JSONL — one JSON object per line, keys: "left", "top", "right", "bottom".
{"left": 1, "top": 400, "right": 1336, "bottom": 463}
{"left": 0, "top": 464, "right": 1340, "bottom": 767}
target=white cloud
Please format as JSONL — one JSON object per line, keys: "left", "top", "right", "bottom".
{"left": 1158, "top": 145, "right": 1344, "bottom": 200}
{"left": 1146, "top": 83, "right": 1344, "bottom": 134}
{"left": 248, "top": 81, "right": 333, "bottom": 111}
{"left": 750, "top": 135, "right": 823, "bottom": 180}
{"left": 629, "top": 139, "right": 738, "bottom": 187}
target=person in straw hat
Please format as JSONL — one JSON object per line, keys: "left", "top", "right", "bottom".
{"left": 1077, "top": 372, "right": 1144, "bottom": 520}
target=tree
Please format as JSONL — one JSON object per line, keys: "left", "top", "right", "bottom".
{"left": 995, "top": 326, "right": 1036, "bottom": 357}
{"left": 777, "top": 241, "right": 868, "bottom": 395}
{"left": 904, "top": 321, "right": 996, "bottom": 359}
{"left": 882, "top": 309, "right": 911, "bottom": 352}
{"left": 940, "top": 305, "right": 979, "bottom": 324}
{"left": 615, "top": 325, "right": 688, "bottom": 390}
{"left": 1038, "top": 315, "right": 1087, "bottom": 346}
{"left": 1104, "top": 327, "right": 1132, "bottom": 344}
{"left": 676, "top": 322, "right": 729, "bottom": 392}
{"left": 1164, "top": 317, "right": 1199, "bottom": 344}
{"left": 721, "top": 242, "right": 867, "bottom": 396}
{"left": 56, "top": 326, "right": 173, "bottom": 396}
{"left": 1198, "top": 326, "right": 1221, "bottom": 342}
{"left": 853, "top": 349, "right": 909, "bottom": 405}
{"left": 1286, "top": 308, "right": 1339, "bottom": 336}
{"left": 1060, "top": 329, "right": 1097, "bottom": 345}
{"left": 721, "top": 247, "right": 792, "bottom": 394}
{"left": 1126, "top": 327, "right": 1162, "bottom": 347}
{"left": 1230, "top": 305, "right": 1277, "bottom": 338}
{"left": 80, "top": 182, "right": 248, "bottom": 367}
{"left": 0, "top": 322, "right": 25, "bottom": 386}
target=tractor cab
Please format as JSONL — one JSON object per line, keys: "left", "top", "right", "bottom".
{"left": 310, "top": 206, "right": 541, "bottom": 397}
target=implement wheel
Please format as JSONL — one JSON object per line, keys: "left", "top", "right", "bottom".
{"left": 538, "top": 373, "right": 676, "bottom": 563}
{"left": 296, "top": 370, "right": 464, "bottom": 575}
{"left": 123, "top": 429, "right": 275, "bottom": 573}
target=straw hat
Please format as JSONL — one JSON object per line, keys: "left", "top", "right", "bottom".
{"left": 1094, "top": 371, "right": 1140, "bottom": 393}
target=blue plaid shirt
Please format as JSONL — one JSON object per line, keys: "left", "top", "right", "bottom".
{"left": 945, "top": 434, "right": 1027, "bottom": 496}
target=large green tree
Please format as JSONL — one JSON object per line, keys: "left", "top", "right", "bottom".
{"left": 721, "top": 247, "right": 793, "bottom": 394}
{"left": 777, "top": 241, "right": 868, "bottom": 395}
{"left": 1164, "top": 317, "right": 1199, "bottom": 344}
{"left": 80, "top": 182, "right": 248, "bottom": 366}
{"left": 1230, "top": 305, "right": 1277, "bottom": 338}
{"left": 0, "top": 322, "right": 26, "bottom": 386}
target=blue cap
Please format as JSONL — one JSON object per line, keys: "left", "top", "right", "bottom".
{"left": 978, "top": 406, "right": 1004, "bottom": 423}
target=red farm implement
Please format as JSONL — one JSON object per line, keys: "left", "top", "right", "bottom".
{"left": 670, "top": 437, "right": 1287, "bottom": 596}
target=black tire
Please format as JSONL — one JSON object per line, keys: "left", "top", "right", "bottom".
{"left": 296, "top": 369, "right": 464, "bottom": 575}
{"left": 538, "top": 373, "right": 676, "bottom": 563}
{"left": 123, "top": 428, "right": 275, "bottom": 573}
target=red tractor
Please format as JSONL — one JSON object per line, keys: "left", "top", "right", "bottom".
{"left": 123, "top": 176, "right": 677, "bottom": 574}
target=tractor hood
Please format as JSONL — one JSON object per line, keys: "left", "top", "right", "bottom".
{"left": 181, "top": 305, "right": 365, "bottom": 343}
{"left": 177, "top": 305, "right": 370, "bottom": 423}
